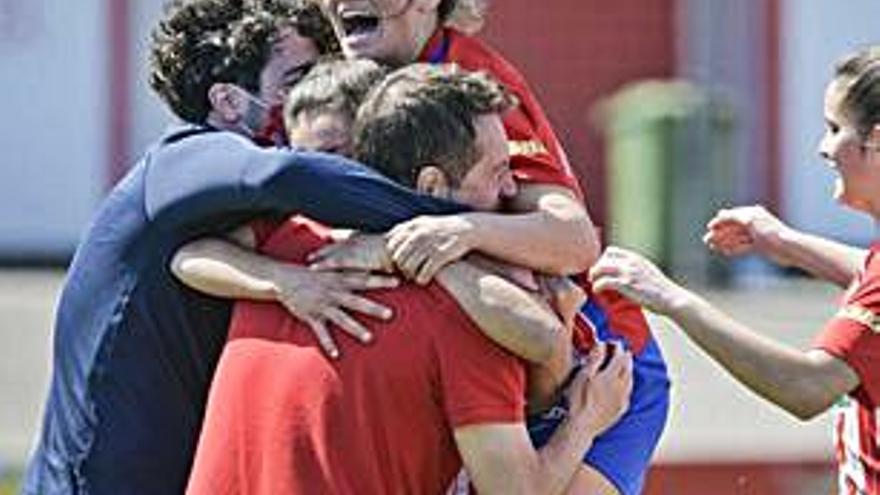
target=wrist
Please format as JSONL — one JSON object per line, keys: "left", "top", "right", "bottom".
{"left": 764, "top": 226, "right": 798, "bottom": 267}
{"left": 458, "top": 212, "right": 484, "bottom": 253}
{"left": 266, "top": 260, "right": 303, "bottom": 301}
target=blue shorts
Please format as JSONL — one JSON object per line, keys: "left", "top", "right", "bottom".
{"left": 527, "top": 299, "right": 671, "bottom": 495}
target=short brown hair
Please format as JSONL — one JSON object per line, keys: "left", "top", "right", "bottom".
{"left": 353, "top": 63, "right": 514, "bottom": 187}
{"left": 283, "top": 57, "right": 386, "bottom": 130}
{"left": 149, "top": 0, "right": 337, "bottom": 124}
{"left": 834, "top": 45, "right": 880, "bottom": 138}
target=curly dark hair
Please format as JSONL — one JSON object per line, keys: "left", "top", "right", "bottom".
{"left": 149, "top": 0, "right": 338, "bottom": 123}
{"left": 353, "top": 63, "right": 515, "bottom": 187}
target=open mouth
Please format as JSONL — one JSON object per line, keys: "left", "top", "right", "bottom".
{"left": 339, "top": 11, "right": 381, "bottom": 37}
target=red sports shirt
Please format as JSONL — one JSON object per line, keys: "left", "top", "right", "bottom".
{"left": 420, "top": 29, "right": 651, "bottom": 353}
{"left": 814, "top": 243, "right": 880, "bottom": 495}
{"left": 185, "top": 217, "right": 525, "bottom": 495}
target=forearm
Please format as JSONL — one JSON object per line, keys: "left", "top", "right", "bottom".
{"left": 435, "top": 261, "right": 566, "bottom": 364}
{"left": 171, "top": 237, "right": 284, "bottom": 301}
{"left": 464, "top": 209, "right": 597, "bottom": 275}
{"left": 527, "top": 411, "right": 601, "bottom": 495}
{"left": 775, "top": 229, "right": 865, "bottom": 287}
{"left": 668, "top": 292, "right": 838, "bottom": 419}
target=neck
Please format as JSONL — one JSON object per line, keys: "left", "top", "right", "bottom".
{"left": 205, "top": 112, "right": 249, "bottom": 137}
{"left": 406, "top": 15, "right": 441, "bottom": 64}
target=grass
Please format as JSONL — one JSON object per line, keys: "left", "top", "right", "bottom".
{"left": 0, "top": 469, "right": 21, "bottom": 495}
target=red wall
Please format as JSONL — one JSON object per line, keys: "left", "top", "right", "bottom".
{"left": 480, "top": 1, "right": 677, "bottom": 227}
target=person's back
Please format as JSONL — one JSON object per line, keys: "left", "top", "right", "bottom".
{"left": 186, "top": 216, "right": 525, "bottom": 494}
{"left": 24, "top": 128, "right": 259, "bottom": 493}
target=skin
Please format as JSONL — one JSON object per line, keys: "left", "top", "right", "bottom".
{"left": 589, "top": 77, "right": 877, "bottom": 422}
{"left": 287, "top": 109, "right": 355, "bottom": 155}
{"left": 319, "top": 0, "right": 600, "bottom": 280}
{"left": 206, "top": 27, "right": 319, "bottom": 135}
{"left": 173, "top": 104, "right": 634, "bottom": 493}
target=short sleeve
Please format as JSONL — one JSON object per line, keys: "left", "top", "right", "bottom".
{"left": 813, "top": 248, "right": 880, "bottom": 403}
{"left": 429, "top": 286, "right": 526, "bottom": 427}
{"left": 504, "top": 107, "right": 582, "bottom": 198}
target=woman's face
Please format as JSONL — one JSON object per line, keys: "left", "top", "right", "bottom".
{"left": 818, "top": 78, "right": 880, "bottom": 215}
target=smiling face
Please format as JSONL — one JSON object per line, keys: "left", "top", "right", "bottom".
{"left": 318, "top": 0, "right": 440, "bottom": 65}
{"left": 818, "top": 77, "right": 880, "bottom": 216}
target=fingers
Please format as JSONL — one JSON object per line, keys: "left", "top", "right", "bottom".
{"left": 414, "top": 253, "right": 453, "bottom": 285}
{"left": 324, "top": 307, "right": 374, "bottom": 344}
{"left": 307, "top": 318, "right": 340, "bottom": 360}
{"left": 331, "top": 291, "right": 393, "bottom": 320}
{"left": 307, "top": 242, "right": 343, "bottom": 264}
{"left": 335, "top": 272, "right": 400, "bottom": 291}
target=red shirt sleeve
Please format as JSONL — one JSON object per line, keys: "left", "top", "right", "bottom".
{"left": 813, "top": 246, "right": 880, "bottom": 403}
{"left": 429, "top": 286, "right": 527, "bottom": 427}
{"left": 249, "top": 218, "right": 286, "bottom": 247}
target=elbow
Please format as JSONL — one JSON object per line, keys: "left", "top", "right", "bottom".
{"left": 780, "top": 384, "right": 835, "bottom": 422}
{"left": 787, "top": 403, "right": 826, "bottom": 422}
{"left": 169, "top": 250, "right": 189, "bottom": 281}
{"left": 552, "top": 218, "right": 601, "bottom": 275}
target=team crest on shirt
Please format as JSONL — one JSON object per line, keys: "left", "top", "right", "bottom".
{"left": 836, "top": 304, "right": 880, "bottom": 333}
{"left": 508, "top": 140, "right": 549, "bottom": 157}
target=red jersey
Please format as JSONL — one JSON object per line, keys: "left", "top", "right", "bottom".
{"left": 814, "top": 243, "right": 880, "bottom": 495}
{"left": 420, "top": 29, "right": 651, "bottom": 353}
{"left": 186, "top": 217, "right": 526, "bottom": 495}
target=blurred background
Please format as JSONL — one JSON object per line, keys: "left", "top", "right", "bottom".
{"left": 1, "top": 0, "right": 879, "bottom": 493}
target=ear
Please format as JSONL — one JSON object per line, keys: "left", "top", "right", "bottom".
{"left": 868, "top": 124, "right": 880, "bottom": 151}
{"left": 415, "top": 165, "right": 451, "bottom": 198}
{"left": 208, "top": 83, "right": 246, "bottom": 122}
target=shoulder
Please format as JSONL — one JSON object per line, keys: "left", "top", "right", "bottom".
{"left": 447, "top": 30, "right": 531, "bottom": 92}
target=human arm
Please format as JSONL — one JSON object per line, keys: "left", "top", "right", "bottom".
{"left": 146, "top": 132, "right": 468, "bottom": 236}
{"left": 170, "top": 226, "right": 398, "bottom": 358}
{"left": 385, "top": 183, "right": 600, "bottom": 284}
{"left": 704, "top": 205, "right": 865, "bottom": 288}
{"left": 453, "top": 343, "right": 633, "bottom": 495}
{"left": 310, "top": 235, "right": 576, "bottom": 395}
{"left": 589, "top": 246, "right": 860, "bottom": 420}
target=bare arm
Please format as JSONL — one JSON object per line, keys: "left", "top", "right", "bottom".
{"left": 384, "top": 183, "right": 600, "bottom": 284}
{"left": 590, "top": 246, "right": 860, "bottom": 420}
{"left": 310, "top": 235, "right": 575, "bottom": 397}
{"left": 170, "top": 231, "right": 398, "bottom": 358}
{"left": 453, "top": 343, "right": 633, "bottom": 495}
{"left": 705, "top": 205, "right": 865, "bottom": 288}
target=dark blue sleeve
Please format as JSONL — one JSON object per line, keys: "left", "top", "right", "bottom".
{"left": 243, "top": 150, "right": 468, "bottom": 231}
{"left": 145, "top": 130, "right": 468, "bottom": 235}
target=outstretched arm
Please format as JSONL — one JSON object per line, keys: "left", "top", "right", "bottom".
{"left": 705, "top": 205, "right": 865, "bottom": 288}
{"left": 590, "top": 246, "right": 860, "bottom": 420}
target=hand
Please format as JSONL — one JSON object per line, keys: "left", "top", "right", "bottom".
{"left": 568, "top": 342, "right": 633, "bottom": 435}
{"left": 588, "top": 246, "right": 691, "bottom": 316}
{"left": 386, "top": 214, "right": 477, "bottom": 285}
{"left": 704, "top": 205, "right": 794, "bottom": 266}
{"left": 307, "top": 233, "right": 395, "bottom": 273}
{"left": 270, "top": 262, "right": 399, "bottom": 359}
